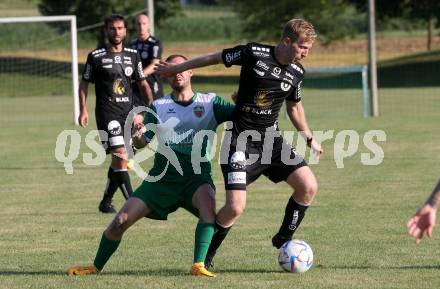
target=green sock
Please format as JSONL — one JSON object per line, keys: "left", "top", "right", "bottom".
{"left": 93, "top": 232, "right": 121, "bottom": 271}
{"left": 194, "top": 223, "right": 215, "bottom": 263}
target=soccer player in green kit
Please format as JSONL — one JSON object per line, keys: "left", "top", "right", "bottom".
{"left": 67, "top": 54, "right": 234, "bottom": 277}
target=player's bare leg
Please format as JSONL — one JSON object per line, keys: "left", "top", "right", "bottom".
{"left": 67, "top": 198, "right": 151, "bottom": 275}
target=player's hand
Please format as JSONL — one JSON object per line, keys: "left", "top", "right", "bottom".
{"left": 78, "top": 110, "right": 88, "bottom": 128}
{"left": 407, "top": 204, "right": 437, "bottom": 244}
{"left": 156, "top": 61, "right": 179, "bottom": 78}
{"left": 132, "top": 122, "right": 147, "bottom": 139}
{"left": 309, "top": 139, "right": 323, "bottom": 160}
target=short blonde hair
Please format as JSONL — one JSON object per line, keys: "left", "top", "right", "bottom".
{"left": 282, "top": 19, "right": 316, "bottom": 42}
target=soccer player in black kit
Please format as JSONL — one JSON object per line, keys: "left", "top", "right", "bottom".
{"left": 130, "top": 13, "right": 163, "bottom": 101}
{"left": 79, "top": 14, "right": 153, "bottom": 213}
{"left": 158, "top": 19, "right": 323, "bottom": 269}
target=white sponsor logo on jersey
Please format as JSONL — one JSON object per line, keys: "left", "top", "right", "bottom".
{"left": 103, "top": 64, "right": 112, "bottom": 69}
{"left": 94, "top": 52, "right": 106, "bottom": 58}
{"left": 115, "top": 97, "right": 129, "bottom": 102}
{"left": 253, "top": 68, "right": 265, "bottom": 76}
{"left": 252, "top": 46, "right": 270, "bottom": 52}
{"left": 102, "top": 58, "right": 113, "bottom": 64}
{"left": 137, "top": 62, "right": 145, "bottom": 78}
{"left": 282, "top": 77, "right": 293, "bottom": 85}
{"left": 291, "top": 63, "right": 304, "bottom": 74}
{"left": 271, "top": 67, "right": 281, "bottom": 78}
{"left": 251, "top": 46, "right": 270, "bottom": 57}
{"left": 124, "top": 66, "right": 133, "bottom": 77}
{"left": 225, "top": 51, "right": 241, "bottom": 64}
{"left": 281, "top": 81, "right": 292, "bottom": 91}
{"left": 84, "top": 64, "right": 92, "bottom": 79}
{"left": 285, "top": 71, "right": 294, "bottom": 79}
{"left": 153, "top": 46, "right": 159, "bottom": 58}
{"left": 114, "top": 56, "right": 122, "bottom": 64}
{"left": 256, "top": 60, "right": 269, "bottom": 71}
{"left": 227, "top": 172, "right": 246, "bottom": 184}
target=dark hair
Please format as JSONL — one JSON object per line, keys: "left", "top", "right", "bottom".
{"left": 104, "top": 14, "right": 126, "bottom": 28}
{"left": 165, "top": 54, "right": 188, "bottom": 62}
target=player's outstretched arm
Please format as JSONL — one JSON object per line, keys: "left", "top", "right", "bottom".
{"left": 407, "top": 179, "right": 440, "bottom": 244}
{"left": 156, "top": 52, "right": 223, "bottom": 77}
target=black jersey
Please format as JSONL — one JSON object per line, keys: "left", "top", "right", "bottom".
{"left": 82, "top": 47, "right": 146, "bottom": 117}
{"left": 129, "top": 36, "right": 163, "bottom": 99}
{"left": 222, "top": 42, "right": 305, "bottom": 132}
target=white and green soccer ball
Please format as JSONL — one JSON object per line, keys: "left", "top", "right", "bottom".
{"left": 278, "top": 239, "right": 313, "bottom": 273}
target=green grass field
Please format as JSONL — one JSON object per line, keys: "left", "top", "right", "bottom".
{"left": 1, "top": 77, "right": 440, "bottom": 289}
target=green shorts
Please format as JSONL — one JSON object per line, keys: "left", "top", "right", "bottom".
{"left": 132, "top": 174, "right": 215, "bottom": 220}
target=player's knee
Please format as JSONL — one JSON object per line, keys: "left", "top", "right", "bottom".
{"left": 107, "top": 212, "right": 130, "bottom": 238}
{"left": 226, "top": 202, "right": 245, "bottom": 218}
{"left": 198, "top": 202, "right": 216, "bottom": 223}
{"left": 306, "top": 179, "right": 318, "bottom": 196}
{"left": 300, "top": 179, "right": 318, "bottom": 203}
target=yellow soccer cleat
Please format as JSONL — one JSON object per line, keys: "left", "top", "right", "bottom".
{"left": 191, "top": 262, "right": 216, "bottom": 277}
{"left": 67, "top": 265, "right": 99, "bottom": 276}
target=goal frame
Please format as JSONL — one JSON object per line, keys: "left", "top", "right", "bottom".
{"left": 307, "top": 65, "right": 370, "bottom": 117}
{"left": 0, "top": 15, "right": 79, "bottom": 124}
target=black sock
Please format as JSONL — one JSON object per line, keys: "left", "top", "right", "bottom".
{"left": 102, "top": 167, "right": 119, "bottom": 203}
{"left": 206, "top": 222, "right": 232, "bottom": 259}
{"left": 277, "top": 196, "right": 309, "bottom": 238}
{"left": 114, "top": 169, "right": 133, "bottom": 200}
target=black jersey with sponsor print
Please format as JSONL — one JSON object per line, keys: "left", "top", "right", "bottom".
{"left": 221, "top": 42, "right": 305, "bottom": 132}
{"left": 129, "top": 36, "right": 163, "bottom": 99}
{"left": 82, "top": 47, "right": 146, "bottom": 117}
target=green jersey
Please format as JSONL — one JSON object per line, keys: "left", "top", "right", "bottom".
{"left": 143, "top": 92, "right": 235, "bottom": 180}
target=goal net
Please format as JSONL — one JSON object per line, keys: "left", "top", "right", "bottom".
{"left": 0, "top": 16, "right": 79, "bottom": 124}
{"left": 300, "top": 65, "right": 370, "bottom": 119}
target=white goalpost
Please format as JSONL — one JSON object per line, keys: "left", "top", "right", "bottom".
{"left": 0, "top": 15, "right": 79, "bottom": 125}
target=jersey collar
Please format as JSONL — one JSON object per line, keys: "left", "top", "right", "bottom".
{"left": 171, "top": 92, "right": 197, "bottom": 107}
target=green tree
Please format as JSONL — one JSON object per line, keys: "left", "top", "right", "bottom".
{"left": 221, "top": 0, "right": 365, "bottom": 43}
{"left": 350, "top": 0, "right": 440, "bottom": 50}
{"left": 38, "top": 0, "right": 76, "bottom": 16}
{"left": 39, "top": 0, "right": 182, "bottom": 44}
{"left": 407, "top": 0, "right": 440, "bottom": 50}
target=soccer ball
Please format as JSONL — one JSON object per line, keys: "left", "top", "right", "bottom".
{"left": 278, "top": 239, "right": 313, "bottom": 273}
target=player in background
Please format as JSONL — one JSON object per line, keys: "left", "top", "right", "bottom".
{"left": 67, "top": 54, "right": 235, "bottom": 277}
{"left": 130, "top": 13, "right": 164, "bottom": 101}
{"left": 78, "top": 14, "right": 152, "bottom": 213}
{"left": 407, "top": 180, "right": 440, "bottom": 244}
{"left": 158, "top": 19, "right": 323, "bottom": 268}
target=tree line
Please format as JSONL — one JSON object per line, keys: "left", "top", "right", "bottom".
{"left": 39, "top": 0, "right": 439, "bottom": 50}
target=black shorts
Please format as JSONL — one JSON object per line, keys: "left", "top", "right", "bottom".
{"left": 96, "top": 113, "right": 130, "bottom": 152}
{"left": 221, "top": 130, "right": 307, "bottom": 191}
